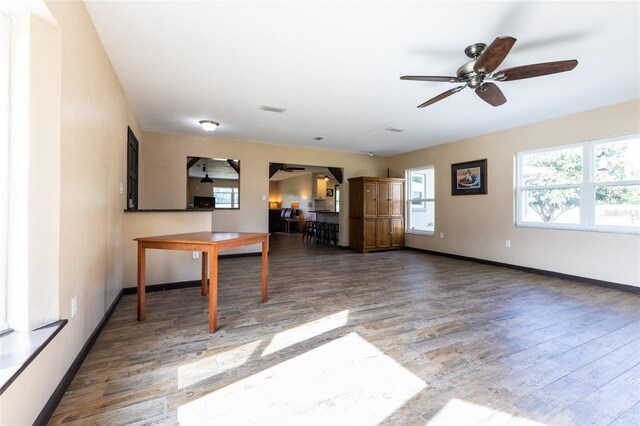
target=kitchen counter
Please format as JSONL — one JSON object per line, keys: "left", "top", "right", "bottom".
{"left": 124, "top": 208, "right": 215, "bottom": 213}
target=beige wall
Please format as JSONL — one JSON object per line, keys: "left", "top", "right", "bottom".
{"left": 1, "top": 1, "right": 142, "bottom": 423}
{"left": 126, "top": 132, "right": 384, "bottom": 287}
{"left": 187, "top": 176, "right": 238, "bottom": 206}
{"left": 268, "top": 181, "right": 281, "bottom": 205}
{"left": 139, "top": 131, "right": 385, "bottom": 236}
{"left": 279, "top": 173, "right": 313, "bottom": 220}
{"left": 123, "top": 212, "right": 214, "bottom": 287}
{"left": 387, "top": 100, "right": 640, "bottom": 287}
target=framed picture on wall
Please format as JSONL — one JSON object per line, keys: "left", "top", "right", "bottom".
{"left": 326, "top": 188, "right": 334, "bottom": 197}
{"left": 451, "top": 159, "right": 487, "bottom": 195}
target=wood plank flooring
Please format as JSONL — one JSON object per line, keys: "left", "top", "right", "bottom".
{"left": 50, "top": 233, "right": 640, "bottom": 425}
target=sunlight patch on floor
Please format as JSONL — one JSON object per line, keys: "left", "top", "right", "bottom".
{"left": 429, "top": 398, "right": 547, "bottom": 426}
{"left": 178, "top": 332, "right": 426, "bottom": 425}
{"left": 177, "top": 339, "right": 262, "bottom": 389}
{"left": 261, "top": 309, "right": 349, "bottom": 356}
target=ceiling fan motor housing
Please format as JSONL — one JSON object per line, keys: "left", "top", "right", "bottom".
{"left": 457, "top": 61, "right": 484, "bottom": 88}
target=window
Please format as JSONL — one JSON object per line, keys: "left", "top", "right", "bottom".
{"left": 0, "top": 12, "right": 9, "bottom": 333}
{"left": 406, "top": 166, "right": 435, "bottom": 233}
{"left": 335, "top": 185, "right": 340, "bottom": 213}
{"left": 516, "top": 134, "right": 640, "bottom": 232}
{"left": 213, "top": 187, "right": 239, "bottom": 208}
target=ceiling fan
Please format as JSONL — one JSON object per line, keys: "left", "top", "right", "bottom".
{"left": 280, "top": 164, "right": 305, "bottom": 172}
{"left": 400, "top": 36, "right": 578, "bottom": 108}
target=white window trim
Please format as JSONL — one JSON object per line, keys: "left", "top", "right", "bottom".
{"left": 213, "top": 187, "right": 239, "bottom": 209}
{"left": 516, "top": 134, "right": 640, "bottom": 234}
{"left": 0, "top": 12, "right": 10, "bottom": 333}
{"left": 406, "top": 166, "right": 435, "bottom": 236}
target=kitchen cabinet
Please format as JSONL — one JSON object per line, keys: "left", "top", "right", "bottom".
{"left": 349, "top": 177, "right": 404, "bottom": 252}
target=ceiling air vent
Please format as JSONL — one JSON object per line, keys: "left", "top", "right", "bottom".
{"left": 385, "top": 127, "right": 405, "bottom": 133}
{"left": 259, "top": 105, "right": 287, "bottom": 113}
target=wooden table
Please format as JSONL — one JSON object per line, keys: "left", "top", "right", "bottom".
{"left": 135, "top": 232, "right": 269, "bottom": 333}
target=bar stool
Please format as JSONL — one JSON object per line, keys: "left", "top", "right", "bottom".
{"left": 302, "top": 221, "right": 316, "bottom": 243}
{"left": 315, "top": 222, "right": 327, "bottom": 244}
{"left": 326, "top": 223, "right": 339, "bottom": 246}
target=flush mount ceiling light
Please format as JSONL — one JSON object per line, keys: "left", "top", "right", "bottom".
{"left": 199, "top": 120, "right": 219, "bottom": 132}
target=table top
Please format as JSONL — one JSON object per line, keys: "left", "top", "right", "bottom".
{"left": 135, "top": 231, "right": 268, "bottom": 245}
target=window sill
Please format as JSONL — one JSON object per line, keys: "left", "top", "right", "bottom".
{"left": 0, "top": 319, "right": 67, "bottom": 395}
{"left": 406, "top": 230, "right": 435, "bottom": 236}
{"left": 516, "top": 223, "right": 640, "bottom": 235}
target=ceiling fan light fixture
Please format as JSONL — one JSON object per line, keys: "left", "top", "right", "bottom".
{"left": 199, "top": 120, "right": 219, "bottom": 132}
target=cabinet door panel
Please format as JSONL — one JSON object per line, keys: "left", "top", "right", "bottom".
{"left": 364, "top": 219, "right": 377, "bottom": 248}
{"left": 392, "top": 219, "right": 404, "bottom": 247}
{"left": 376, "top": 219, "right": 391, "bottom": 247}
{"left": 391, "top": 182, "right": 404, "bottom": 217}
{"left": 364, "top": 182, "right": 378, "bottom": 217}
{"left": 377, "top": 182, "right": 390, "bottom": 217}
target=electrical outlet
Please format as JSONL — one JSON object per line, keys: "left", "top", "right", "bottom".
{"left": 505, "top": 240, "right": 511, "bottom": 248}
{"left": 71, "top": 297, "right": 77, "bottom": 317}
{"left": 439, "top": 232, "right": 444, "bottom": 239}
{"left": 192, "top": 251, "right": 200, "bottom": 259}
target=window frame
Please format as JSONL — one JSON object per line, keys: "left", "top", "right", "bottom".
{"left": 0, "top": 12, "right": 9, "bottom": 334}
{"left": 516, "top": 134, "right": 640, "bottom": 234}
{"left": 213, "top": 186, "right": 239, "bottom": 209}
{"left": 406, "top": 165, "right": 435, "bottom": 235}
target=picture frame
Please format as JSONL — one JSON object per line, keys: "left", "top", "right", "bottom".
{"left": 326, "top": 188, "right": 334, "bottom": 197}
{"left": 451, "top": 159, "right": 487, "bottom": 195}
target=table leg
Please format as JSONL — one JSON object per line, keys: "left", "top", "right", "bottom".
{"left": 201, "top": 251, "right": 208, "bottom": 296}
{"left": 137, "top": 242, "right": 146, "bottom": 321}
{"left": 261, "top": 237, "right": 268, "bottom": 303}
{"left": 208, "top": 246, "right": 218, "bottom": 333}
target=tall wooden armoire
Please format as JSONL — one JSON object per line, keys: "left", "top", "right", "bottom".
{"left": 348, "top": 177, "right": 405, "bottom": 252}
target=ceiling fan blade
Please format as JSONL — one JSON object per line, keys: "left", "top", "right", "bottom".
{"left": 401, "top": 75, "right": 463, "bottom": 83}
{"left": 417, "top": 85, "right": 465, "bottom": 108}
{"left": 475, "top": 83, "right": 506, "bottom": 107}
{"left": 474, "top": 36, "right": 517, "bottom": 74}
{"left": 493, "top": 59, "right": 578, "bottom": 81}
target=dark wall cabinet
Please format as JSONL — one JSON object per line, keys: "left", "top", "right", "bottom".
{"left": 349, "top": 177, "right": 404, "bottom": 252}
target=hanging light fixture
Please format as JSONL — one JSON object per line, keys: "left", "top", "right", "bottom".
{"left": 201, "top": 164, "right": 213, "bottom": 183}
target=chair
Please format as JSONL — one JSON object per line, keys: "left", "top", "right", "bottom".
{"left": 280, "top": 208, "right": 300, "bottom": 233}
{"left": 302, "top": 221, "right": 316, "bottom": 243}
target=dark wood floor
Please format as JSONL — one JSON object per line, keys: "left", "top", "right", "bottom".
{"left": 50, "top": 233, "right": 640, "bottom": 425}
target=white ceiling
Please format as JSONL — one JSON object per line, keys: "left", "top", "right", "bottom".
{"left": 85, "top": 1, "right": 639, "bottom": 156}
{"left": 188, "top": 157, "right": 239, "bottom": 179}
